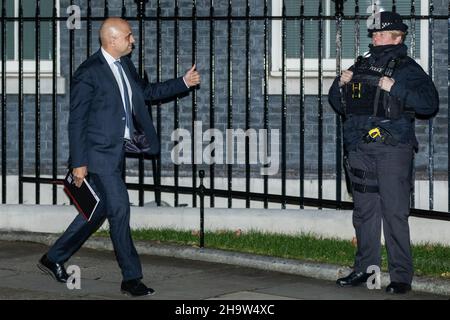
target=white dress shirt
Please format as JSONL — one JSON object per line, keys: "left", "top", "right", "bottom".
{"left": 101, "top": 47, "right": 133, "bottom": 140}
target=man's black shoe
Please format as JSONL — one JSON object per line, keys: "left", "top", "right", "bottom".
{"left": 37, "top": 254, "right": 69, "bottom": 283}
{"left": 386, "top": 282, "right": 411, "bottom": 294}
{"left": 121, "top": 279, "right": 155, "bottom": 297}
{"left": 336, "top": 271, "right": 371, "bottom": 287}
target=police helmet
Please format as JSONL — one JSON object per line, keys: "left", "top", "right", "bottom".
{"left": 368, "top": 11, "right": 408, "bottom": 36}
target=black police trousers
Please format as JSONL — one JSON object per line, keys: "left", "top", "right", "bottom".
{"left": 347, "top": 141, "right": 414, "bottom": 284}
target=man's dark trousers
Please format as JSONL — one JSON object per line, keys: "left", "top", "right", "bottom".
{"left": 47, "top": 162, "right": 143, "bottom": 281}
{"left": 347, "top": 142, "right": 414, "bottom": 285}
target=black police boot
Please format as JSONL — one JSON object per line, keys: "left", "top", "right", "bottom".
{"left": 386, "top": 282, "right": 411, "bottom": 294}
{"left": 336, "top": 271, "right": 371, "bottom": 287}
{"left": 121, "top": 279, "right": 155, "bottom": 297}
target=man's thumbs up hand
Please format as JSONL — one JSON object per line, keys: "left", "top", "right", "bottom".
{"left": 183, "top": 64, "right": 201, "bottom": 87}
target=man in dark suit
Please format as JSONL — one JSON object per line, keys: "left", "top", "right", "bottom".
{"left": 37, "top": 17, "right": 200, "bottom": 296}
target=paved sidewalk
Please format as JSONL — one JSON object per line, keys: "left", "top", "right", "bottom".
{"left": 0, "top": 238, "right": 447, "bottom": 300}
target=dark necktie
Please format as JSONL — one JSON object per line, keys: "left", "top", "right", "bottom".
{"left": 114, "top": 60, "right": 134, "bottom": 139}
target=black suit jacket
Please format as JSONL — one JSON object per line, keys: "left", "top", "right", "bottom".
{"left": 68, "top": 49, "right": 189, "bottom": 174}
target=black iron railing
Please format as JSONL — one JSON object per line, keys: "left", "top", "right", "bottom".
{"left": 0, "top": 0, "right": 448, "bottom": 221}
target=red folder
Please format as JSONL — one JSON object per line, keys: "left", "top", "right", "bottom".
{"left": 63, "top": 171, "right": 100, "bottom": 221}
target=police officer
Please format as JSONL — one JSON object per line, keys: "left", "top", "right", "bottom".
{"left": 328, "top": 11, "right": 438, "bottom": 294}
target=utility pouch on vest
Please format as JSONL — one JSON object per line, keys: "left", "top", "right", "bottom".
{"left": 352, "top": 83, "right": 362, "bottom": 99}
{"left": 344, "top": 74, "right": 385, "bottom": 117}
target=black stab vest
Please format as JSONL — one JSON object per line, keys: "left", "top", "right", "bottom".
{"left": 343, "top": 56, "right": 407, "bottom": 119}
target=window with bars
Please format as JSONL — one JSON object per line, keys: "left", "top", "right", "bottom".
{"left": 272, "top": 0, "right": 428, "bottom": 74}
{"left": 286, "top": 0, "right": 422, "bottom": 59}
{"left": 0, "top": 0, "right": 63, "bottom": 94}
{"left": 0, "top": 0, "right": 58, "bottom": 68}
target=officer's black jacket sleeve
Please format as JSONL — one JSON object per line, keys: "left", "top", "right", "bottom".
{"left": 389, "top": 61, "right": 439, "bottom": 116}
{"left": 328, "top": 65, "right": 356, "bottom": 116}
{"left": 328, "top": 77, "right": 345, "bottom": 116}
